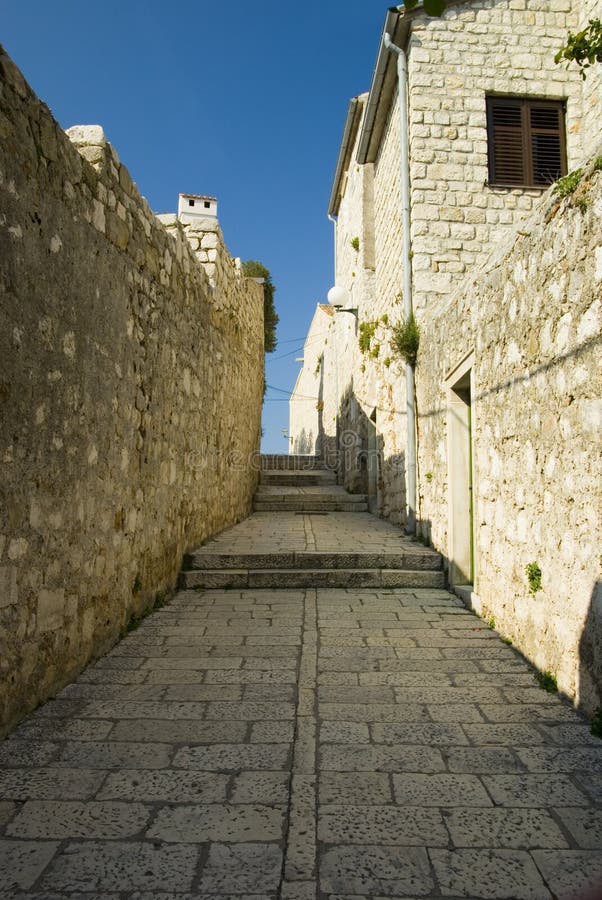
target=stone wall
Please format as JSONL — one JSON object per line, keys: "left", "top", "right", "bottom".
{"left": 289, "top": 305, "right": 333, "bottom": 456}
{"left": 0, "top": 48, "right": 264, "bottom": 734}
{"left": 416, "top": 151, "right": 602, "bottom": 714}
{"left": 577, "top": 0, "right": 602, "bottom": 161}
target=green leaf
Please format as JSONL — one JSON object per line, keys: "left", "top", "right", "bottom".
{"left": 423, "top": 0, "right": 446, "bottom": 15}
{"left": 404, "top": 0, "right": 419, "bottom": 8}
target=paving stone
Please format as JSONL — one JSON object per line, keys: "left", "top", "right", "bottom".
{"left": 319, "top": 703, "right": 429, "bottom": 723}
{"left": 318, "top": 686, "right": 395, "bottom": 703}
{"left": 7, "top": 801, "right": 149, "bottom": 839}
{"left": 39, "top": 841, "right": 199, "bottom": 892}
{"left": 444, "top": 746, "right": 526, "bottom": 773}
{"left": 319, "top": 773, "right": 393, "bottom": 805}
{"left": 148, "top": 803, "right": 284, "bottom": 841}
{"left": 535, "top": 723, "right": 600, "bottom": 745}
{"left": 428, "top": 704, "right": 485, "bottom": 723}
{"left": 444, "top": 808, "right": 568, "bottom": 849}
{"left": 97, "top": 768, "right": 228, "bottom": 803}
{"left": 320, "top": 743, "right": 445, "bottom": 773}
{"left": 530, "top": 850, "right": 602, "bottom": 898}
{"left": 430, "top": 848, "right": 552, "bottom": 899}
{"left": 320, "top": 722, "right": 370, "bottom": 743}
{"left": 8, "top": 718, "right": 114, "bottom": 742}
{"left": 205, "top": 668, "right": 297, "bottom": 683}
{"left": 198, "top": 843, "right": 283, "bottom": 893}
{"left": 285, "top": 772, "right": 316, "bottom": 881}
{"left": 574, "top": 773, "right": 602, "bottom": 803}
{"left": 56, "top": 741, "right": 172, "bottom": 769}
{"left": 162, "top": 684, "right": 243, "bottom": 701}
{"left": 483, "top": 774, "right": 590, "bottom": 807}
{"left": 230, "top": 771, "right": 290, "bottom": 804}
{"left": 320, "top": 845, "right": 433, "bottom": 896}
{"left": 108, "top": 719, "right": 246, "bottom": 744}
{"left": 0, "top": 767, "right": 104, "bottom": 799}
{"left": 462, "top": 724, "right": 548, "bottom": 745}
{"left": 173, "top": 743, "right": 290, "bottom": 771}
{"left": 479, "top": 704, "right": 580, "bottom": 723}
{"left": 58, "top": 683, "right": 166, "bottom": 700}
{"left": 205, "top": 701, "right": 295, "bottom": 720}
{"left": 392, "top": 773, "right": 492, "bottom": 807}
{"left": 244, "top": 683, "right": 297, "bottom": 701}
{"left": 554, "top": 807, "right": 602, "bottom": 849}
{"left": 371, "top": 723, "right": 468, "bottom": 745}
{"left": 0, "top": 801, "right": 16, "bottom": 827}
{"left": 0, "top": 840, "right": 59, "bottom": 890}
{"left": 79, "top": 700, "right": 207, "bottom": 719}
{"left": 0, "top": 740, "right": 60, "bottom": 766}
{"left": 516, "top": 746, "right": 602, "bottom": 773}
{"left": 319, "top": 805, "right": 448, "bottom": 845}
{"left": 250, "top": 721, "right": 296, "bottom": 743}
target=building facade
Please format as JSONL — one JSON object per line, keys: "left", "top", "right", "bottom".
{"left": 290, "top": 0, "right": 602, "bottom": 712}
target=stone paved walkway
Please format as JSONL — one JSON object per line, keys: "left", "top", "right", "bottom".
{"left": 1, "top": 526, "right": 601, "bottom": 897}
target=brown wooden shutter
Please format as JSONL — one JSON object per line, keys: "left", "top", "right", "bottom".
{"left": 487, "top": 96, "right": 566, "bottom": 188}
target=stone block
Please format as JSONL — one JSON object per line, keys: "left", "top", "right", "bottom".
{"left": 0, "top": 566, "right": 17, "bottom": 608}
{"left": 37, "top": 588, "right": 64, "bottom": 632}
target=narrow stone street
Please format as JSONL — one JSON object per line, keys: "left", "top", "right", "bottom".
{"left": 0, "top": 459, "right": 601, "bottom": 898}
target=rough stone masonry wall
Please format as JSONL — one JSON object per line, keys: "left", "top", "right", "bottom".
{"left": 416, "top": 152, "right": 602, "bottom": 714}
{"left": 577, "top": 0, "right": 602, "bottom": 160}
{"left": 0, "top": 48, "right": 264, "bottom": 734}
{"left": 404, "top": 0, "right": 585, "bottom": 312}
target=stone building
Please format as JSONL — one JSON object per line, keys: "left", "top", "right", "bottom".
{"left": 291, "top": 0, "right": 602, "bottom": 712}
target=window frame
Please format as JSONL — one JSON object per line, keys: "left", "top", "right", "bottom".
{"left": 486, "top": 95, "right": 568, "bottom": 190}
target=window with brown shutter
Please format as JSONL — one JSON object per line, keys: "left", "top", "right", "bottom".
{"left": 486, "top": 96, "right": 567, "bottom": 188}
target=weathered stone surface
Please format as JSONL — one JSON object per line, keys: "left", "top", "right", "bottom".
{"left": 198, "top": 843, "right": 283, "bottom": 894}
{"left": 430, "top": 848, "right": 552, "bottom": 899}
{"left": 148, "top": 803, "right": 284, "bottom": 842}
{"left": 39, "top": 841, "right": 199, "bottom": 892}
{"left": 0, "top": 45, "right": 263, "bottom": 736}
{"left": 0, "top": 840, "right": 59, "bottom": 890}
{"left": 7, "top": 801, "right": 149, "bottom": 839}
{"left": 320, "top": 846, "right": 433, "bottom": 896}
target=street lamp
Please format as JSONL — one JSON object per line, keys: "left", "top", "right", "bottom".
{"left": 327, "top": 285, "right": 358, "bottom": 317}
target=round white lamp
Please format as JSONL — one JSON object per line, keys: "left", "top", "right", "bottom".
{"left": 327, "top": 285, "right": 351, "bottom": 308}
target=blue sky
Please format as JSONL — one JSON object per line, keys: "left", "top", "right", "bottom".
{"left": 2, "top": 0, "right": 386, "bottom": 452}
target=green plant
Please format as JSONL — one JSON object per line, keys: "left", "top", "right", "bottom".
{"left": 370, "top": 344, "right": 380, "bottom": 359}
{"left": 555, "top": 18, "right": 602, "bottom": 78}
{"left": 360, "top": 363, "right": 366, "bottom": 373}
{"left": 535, "top": 670, "right": 558, "bottom": 693}
{"left": 425, "top": 472, "right": 433, "bottom": 482}
{"left": 486, "top": 615, "right": 496, "bottom": 630}
{"left": 316, "top": 400, "right": 324, "bottom": 412}
{"left": 525, "top": 561, "right": 542, "bottom": 595}
{"left": 391, "top": 313, "right": 420, "bottom": 366}
{"left": 553, "top": 169, "right": 583, "bottom": 198}
{"left": 381, "top": 314, "right": 389, "bottom": 325}
{"left": 351, "top": 236, "right": 360, "bottom": 252}
{"left": 501, "top": 636, "right": 513, "bottom": 646}
{"left": 358, "top": 319, "right": 378, "bottom": 355}
{"left": 314, "top": 357, "right": 321, "bottom": 377}
{"left": 383, "top": 356, "right": 391, "bottom": 368}
{"left": 241, "top": 260, "right": 279, "bottom": 353}
{"left": 591, "top": 708, "right": 602, "bottom": 738}
{"left": 594, "top": 155, "right": 602, "bottom": 172}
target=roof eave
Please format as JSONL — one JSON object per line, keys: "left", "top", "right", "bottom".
{"left": 327, "top": 96, "right": 365, "bottom": 217}
{"left": 357, "top": 0, "right": 472, "bottom": 165}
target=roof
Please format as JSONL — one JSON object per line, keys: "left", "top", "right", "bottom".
{"left": 179, "top": 193, "right": 217, "bottom": 201}
{"left": 318, "top": 304, "right": 335, "bottom": 317}
{"left": 357, "top": 1, "right": 476, "bottom": 164}
{"left": 327, "top": 94, "right": 367, "bottom": 217}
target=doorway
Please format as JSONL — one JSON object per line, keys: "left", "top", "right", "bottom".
{"left": 447, "top": 363, "right": 474, "bottom": 587}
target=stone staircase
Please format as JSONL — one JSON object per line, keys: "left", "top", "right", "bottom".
{"left": 180, "top": 454, "right": 445, "bottom": 590}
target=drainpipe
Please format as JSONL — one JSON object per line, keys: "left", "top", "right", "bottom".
{"left": 328, "top": 213, "right": 337, "bottom": 282}
{"left": 383, "top": 31, "right": 416, "bottom": 534}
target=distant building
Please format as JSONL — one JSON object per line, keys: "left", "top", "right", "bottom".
{"left": 178, "top": 193, "right": 218, "bottom": 224}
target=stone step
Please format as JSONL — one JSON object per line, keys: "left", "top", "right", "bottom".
{"left": 253, "top": 501, "right": 369, "bottom": 512}
{"left": 260, "top": 454, "right": 327, "bottom": 471}
{"left": 185, "top": 550, "right": 443, "bottom": 571}
{"left": 260, "top": 471, "right": 337, "bottom": 486}
{"left": 254, "top": 487, "right": 363, "bottom": 500}
{"left": 180, "top": 567, "right": 446, "bottom": 590}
